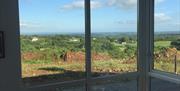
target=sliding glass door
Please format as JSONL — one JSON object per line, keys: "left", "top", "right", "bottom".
{"left": 0, "top": 0, "right": 179, "bottom": 91}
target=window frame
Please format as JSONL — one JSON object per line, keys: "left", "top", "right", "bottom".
{"left": 0, "top": 0, "right": 180, "bottom": 91}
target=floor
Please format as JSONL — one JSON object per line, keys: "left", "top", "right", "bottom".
{"left": 57, "top": 79, "right": 180, "bottom": 91}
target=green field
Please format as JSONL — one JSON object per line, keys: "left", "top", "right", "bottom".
{"left": 20, "top": 33, "right": 180, "bottom": 85}
{"left": 154, "top": 41, "right": 171, "bottom": 47}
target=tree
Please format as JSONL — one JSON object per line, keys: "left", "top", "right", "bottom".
{"left": 171, "top": 39, "right": 180, "bottom": 50}
{"left": 124, "top": 45, "right": 136, "bottom": 58}
{"left": 117, "top": 37, "right": 129, "bottom": 43}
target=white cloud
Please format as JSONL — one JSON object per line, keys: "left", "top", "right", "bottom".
{"left": 117, "top": 20, "right": 137, "bottom": 25}
{"left": 61, "top": 0, "right": 166, "bottom": 10}
{"left": 155, "top": 13, "right": 172, "bottom": 23}
{"left": 62, "top": 0, "right": 103, "bottom": 10}
{"left": 107, "top": 0, "right": 165, "bottom": 10}
{"left": 20, "top": 22, "right": 41, "bottom": 28}
{"left": 107, "top": 0, "right": 137, "bottom": 10}
{"left": 20, "top": 23, "right": 28, "bottom": 27}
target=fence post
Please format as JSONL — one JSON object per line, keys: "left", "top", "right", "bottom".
{"left": 174, "top": 52, "right": 177, "bottom": 74}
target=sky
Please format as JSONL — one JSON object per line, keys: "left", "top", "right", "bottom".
{"left": 19, "top": 0, "right": 180, "bottom": 34}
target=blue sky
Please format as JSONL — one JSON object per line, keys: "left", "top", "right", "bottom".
{"left": 19, "top": 0, "right": 180, "bottom": 34}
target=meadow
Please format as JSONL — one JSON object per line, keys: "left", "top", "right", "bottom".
{"left": 20, "top": 32, "right": 180, "bottom": 85}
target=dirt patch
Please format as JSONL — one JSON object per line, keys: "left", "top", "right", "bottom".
{"left": 22, "top": 51, "right": 112, "bottom": 62}
{"left": 63, "top": 52, "right": 111, "bottom": 62}
{"left": 22, "top": 52, "right": 45, "bottom": 61}
{"left": 92, "top": 52, "right": 111, "bottom": 61}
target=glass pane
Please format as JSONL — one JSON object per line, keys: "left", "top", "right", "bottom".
{"left": 91, "top": 0, "right": 137, "bottom": 78}
{"left": 151, "top": 78, "right": 180, "bottom": 91}
{"left": 19, "top": 0, "right": 85, "bottom": 86}
{"left": 90, "top": 0, "right": 138, "bottom": 90}
{"left": 154, "top": 0, "right": 180, "bottom": 74}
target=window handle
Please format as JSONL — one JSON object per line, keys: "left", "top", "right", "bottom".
{"left": 0, "top": 31, "right": 5, "bottom": 58}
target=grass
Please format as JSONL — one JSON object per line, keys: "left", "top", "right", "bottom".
{"left": 153, "top": 40, "right": 180, "bottom": 74}
{"left": 154, "top": 59, "right": 180, "bottom": 74}
{"left": 155, "top": 62, "right": 180, "bottom": 74}
{"left": 22, "top": 57, "right": 180, "bottom": 79}
{"left": 22, "top": 61, "right": 84, "bottom": 78}
{"left": 154, "top": 41, "right": 171, "bottom": 47}
{"left": 22, "top": 59, "right": 137, "bottom": 78}
{"left": 23, "top": 60, "right": 52, "bottom": 64}
{"left": 22, "top": 58, "right": 180, "bottom": 86}
{"left": 92, "top": 60, "right": 137, "bottom": 73}
{"left": 22, "top": 59, "right": 137, "bottom": 86}
{"left": 21, "top": 40, "right": 179, "bottom": 85}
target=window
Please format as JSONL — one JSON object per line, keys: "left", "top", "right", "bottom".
{"left": 0, "top": 0, "right": 179, "bottom": 91}
{"left": 19, "top": 0, "right": 139, "bottom": 90}
{"left": 91, "top": 0, "right": 137, "bottom": 77}
{"left": 19, "top": 0, "right": 86, "bottom": 86}
{"left": 153, "top": 0, "right": 180, "bottom": 74}
{"left": 90, "top": 0, "right": 138, "bottom": 90}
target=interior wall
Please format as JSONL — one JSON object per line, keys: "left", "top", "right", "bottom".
{"left": 0, "top": 0, "right": 22, "bottom": 91}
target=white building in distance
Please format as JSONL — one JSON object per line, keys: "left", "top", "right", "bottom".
{"left": 32, "top": 37, "right": 38, "bottom": 42}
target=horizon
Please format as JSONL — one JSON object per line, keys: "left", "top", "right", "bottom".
{"left": 20, "top": 30, "right": 180, "bottom": 35}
